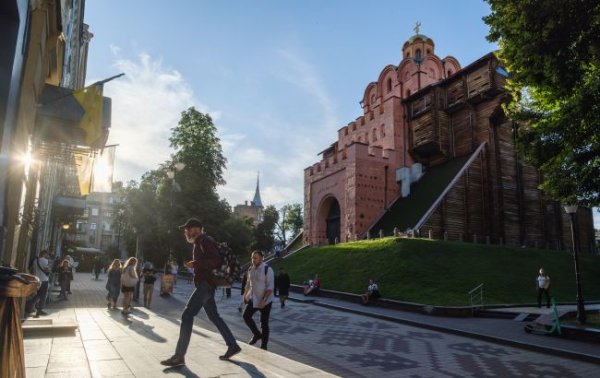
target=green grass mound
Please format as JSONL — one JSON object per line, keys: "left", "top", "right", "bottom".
{"left": 271, "top": 238, "right": 600, "bottom": 306}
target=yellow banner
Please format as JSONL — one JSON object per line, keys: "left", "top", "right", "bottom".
{"left": 74, "top": 152, "right": 94, "bottom": 196}
{"left": 74, "top": 84, "right": 104, "bottom": 148}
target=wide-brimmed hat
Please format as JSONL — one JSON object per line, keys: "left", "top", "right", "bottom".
{"left": 178, "top": 218, "right": 203, "bottom": 230}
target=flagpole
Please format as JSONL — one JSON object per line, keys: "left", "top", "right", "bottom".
{"left": 91, "top": 73, "right": 125, "bottom": 87}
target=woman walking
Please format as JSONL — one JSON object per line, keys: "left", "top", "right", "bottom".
{"left": 106, "top": 259, "right": 122, "bottom": 309}
{"left": 142, "top": 263, "right": 157, "bottom": 308}
{"left": 120, "top": 257, "right": 139, "bottom": 315}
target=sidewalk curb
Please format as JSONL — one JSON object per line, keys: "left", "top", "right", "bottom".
{"left": 301, "top": 299, "right": 600, "bottom": 365}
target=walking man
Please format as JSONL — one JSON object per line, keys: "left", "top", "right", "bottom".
{"left": 243, "top": 250, "right": 274, "bottom": 350}
{"left": 161, "top": 218, "right": 241, "bottom": 367}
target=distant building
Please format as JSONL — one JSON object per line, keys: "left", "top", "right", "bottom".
{"left": 304, "top": 29, "right": 596, "bottom": 253}
{"left": 71, "top": 182, "right": 124, "bottom": 252}
{"left": 233, "top": 174, "right": 264, "bottom": 225}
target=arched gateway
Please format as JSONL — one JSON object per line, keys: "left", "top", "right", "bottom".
{"left": 317, "top": 196, "right": 340, "bottom": 244}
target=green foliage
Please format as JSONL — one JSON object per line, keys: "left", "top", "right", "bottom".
{"left": 275, "top": 203, "right": 304, "bottom": 244}
{"left": 484, "top": 0, "right": 600, "bottom": 206}
{"left": 114, "top": 108, "right": 235, "bottom": 267}
{"left": 271, "top": 238, "right": 600, "bottom": 306}
{"left": 169, "top": 107, "right": 227, "bottom": 189}
{"left": 221, "top": 217, "right": 255, "bottom": 258}
{"left": 253, "top": 205, "right": 278, "bottom": 252}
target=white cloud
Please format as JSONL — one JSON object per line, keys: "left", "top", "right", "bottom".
{"left": 103, "top": 51, "right": 212, "bottom": 183}
{"left": 102, "top": 48, "right": 334, "bottom": 212}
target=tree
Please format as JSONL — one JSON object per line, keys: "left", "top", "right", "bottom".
{"left": 484, "top": 0, "right": 600, "bottom": 206}
{"left": 274, "top": 203, "right": 303, "bottom": 244}
{"left": 221, "top": 217, "right": 255, "bottom": 259}
{"left": 116, "top": 107, "right": 233, "bottom": 267}
{"left": 253, "top": 205, "right": 279, "bottom": 252}
{"left": 167, "top": 107, "right": 230, "bottom": 241}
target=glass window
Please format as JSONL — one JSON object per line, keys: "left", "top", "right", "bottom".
{"left": 90, "top": 223, "right": 97, "bottom": 230}
{"left": 91, "top": 208, "right": 99, "bottom": 216}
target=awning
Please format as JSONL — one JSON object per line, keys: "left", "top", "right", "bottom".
{"left": 75, "top": 247, "right": 104, "bottom": 255}
{"left": 53, "top": 195, "right": 86, "bottom": 219}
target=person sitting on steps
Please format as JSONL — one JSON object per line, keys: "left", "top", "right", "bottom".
{"left": 360, "top": 279, "right": 381, "bottom": 305}
{"left": 303, "top": 274, "right": 321, "bottom": 296}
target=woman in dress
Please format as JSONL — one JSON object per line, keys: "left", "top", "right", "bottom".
{"left": 105, "top": 259, "right": 122, "bottom": 309}
{"left": 120, "top": 257, "right": 139, "bottom": 315}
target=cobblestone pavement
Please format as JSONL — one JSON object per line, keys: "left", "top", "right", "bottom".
{"left": 33, "top": 274, "right": 600, "bottom": 377}
{"left": 166, "top": 279, "right": 600, "bottom": 378}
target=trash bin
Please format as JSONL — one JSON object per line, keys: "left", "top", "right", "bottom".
{"left": 0, "top": 267, "right": 40, "bottom": 378}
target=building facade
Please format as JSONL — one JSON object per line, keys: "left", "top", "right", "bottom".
{"left": 304, "top": 32, "right": 596, "bottom": 252}
{"left": 0, "top": 0, "right": 112, "bottom": 270}
{"left": 233, "top": 175, "right": 264, "bottom": 225}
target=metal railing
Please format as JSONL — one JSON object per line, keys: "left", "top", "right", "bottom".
{"left": 467, "top": 283, "right": 484, "bottom": 313}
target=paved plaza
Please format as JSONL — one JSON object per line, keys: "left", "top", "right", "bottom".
{"left": 23, "top": 272, "right": 600, "bottom": 377}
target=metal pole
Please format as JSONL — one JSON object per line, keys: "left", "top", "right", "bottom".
{"left": 569, "top": 212, "right": 586, "bottom": 324}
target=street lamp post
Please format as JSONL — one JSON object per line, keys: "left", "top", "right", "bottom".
{"left": 564, "top": 205, "right": 586, "bottom": 325}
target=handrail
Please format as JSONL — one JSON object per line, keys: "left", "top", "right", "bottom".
{"left": 414, "top": 142, "right": 487, "bottom": 231}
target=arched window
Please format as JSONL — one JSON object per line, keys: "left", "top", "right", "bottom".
{"left": 372, "top": 129, "right": 377, "bottom": 142}
{"left": 371, "top": 94, "right": 376, "bottom": 104}
{"left": 380, "top": 125, "right": 385, "bottom": 138}
{"left": 415, "top": 49, "right": 422, "bottom": 60}
{"left": 447, "top": 70, "right": 453, "bottom": 77}
{"left": 386, "top": 78, "right": 392, "bottom": 92}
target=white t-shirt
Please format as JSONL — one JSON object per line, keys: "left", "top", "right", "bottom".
{"left": 35, "top": 256, "right": 50, "bottom": 282}
{"left": 368, "top": 283, "right": 379, "bottom": 292}
{"left": 537, "top": 275, "right": 550, "bottom": 289}
{"left": 246, "top": 263, "right": 274, "bottom": 308}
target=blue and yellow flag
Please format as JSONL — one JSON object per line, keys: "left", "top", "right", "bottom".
{"left": 74, "top": 83, "right": 105, "bottom": 148}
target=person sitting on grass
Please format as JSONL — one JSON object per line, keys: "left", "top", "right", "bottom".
{"left": 360, "top": 279, "right": 381, "bottom": 305}
{"left": 303, "top": 274, "right": 321, "bottom": 296}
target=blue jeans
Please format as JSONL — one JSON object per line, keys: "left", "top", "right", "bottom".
{"left": 175, "top": 280, "right": 238, "bottom": 357}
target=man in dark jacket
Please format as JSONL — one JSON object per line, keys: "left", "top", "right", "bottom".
{"left": 161, "top": 218, "right": 241, "bottom": 367}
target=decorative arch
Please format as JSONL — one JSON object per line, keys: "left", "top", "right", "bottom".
{"left": 377, "top": 65, "right": 397, "bottom": 95}
{"left": 442, "top": 56, "right": 462, "bottom": 76}
{"left": 362, "top": 82, "right": 378, "bottom": 107}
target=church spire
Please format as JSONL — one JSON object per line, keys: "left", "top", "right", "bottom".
{"left": 252, "top": 172, "right": 263, "bottom": 208}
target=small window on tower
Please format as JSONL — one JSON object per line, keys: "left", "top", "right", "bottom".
{"left": 387, "top": 78, "right": 392, "bottom": 92}
{"left": 415, "top": 49, "right": 422, "bottom": 60}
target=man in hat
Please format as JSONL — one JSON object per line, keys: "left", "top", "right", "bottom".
{"left": 161, "top": 218, "right": 241, "bottom": 367}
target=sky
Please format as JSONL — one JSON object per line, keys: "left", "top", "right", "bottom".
{"left": 83, "top": 1, "right": 599, "bottom": 228}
